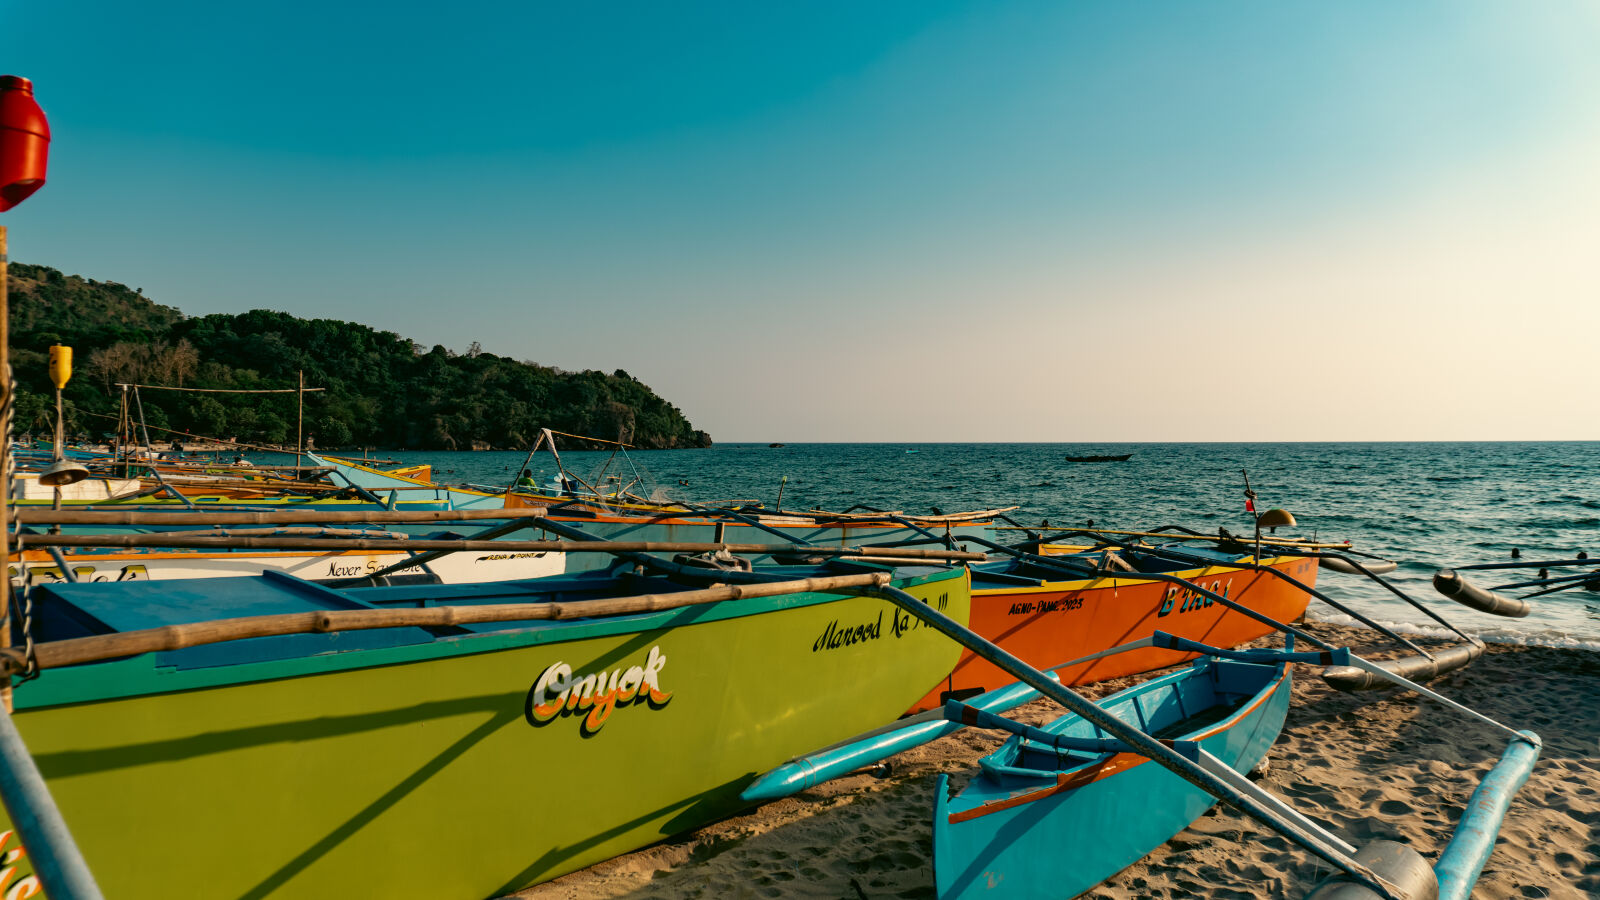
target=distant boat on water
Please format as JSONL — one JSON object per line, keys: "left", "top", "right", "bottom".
{"left": 1064, "top": 453, "right": 1131, "bottom": 463}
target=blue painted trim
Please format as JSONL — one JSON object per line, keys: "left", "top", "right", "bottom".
{"left": 741, "top": 676, "right": 1048, "bottom": 803}
{"left": 1434, "top": 730, "right": 1542, "bottom": 900}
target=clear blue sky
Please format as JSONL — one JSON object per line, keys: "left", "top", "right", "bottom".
{"left": 6, "top": 1, "right": 1600, "bottom": 441}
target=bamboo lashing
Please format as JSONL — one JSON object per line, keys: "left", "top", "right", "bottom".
{"left": 15, "top": 533, "right": 986, "bottom": 560}
{"left": 14, "top": 508, "right": 546, "bottom": 526}
{"left": 0, "top": 572, "right": 895, "bottom": 675}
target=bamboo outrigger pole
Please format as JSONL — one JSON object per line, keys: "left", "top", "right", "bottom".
{"left": 14, "top": 508, "right": 547, "bottom": 526}
{"left": 16, "top": 532, "right": 986, "bottom": 560}
{"left": 0, "top": 572, "right": 896, "bottom": 674}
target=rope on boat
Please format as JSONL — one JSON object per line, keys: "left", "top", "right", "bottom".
{"left": 1, "top": 362, "right": 39, "bottom": 683}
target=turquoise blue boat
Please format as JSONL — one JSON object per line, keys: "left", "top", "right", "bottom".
{"left": 933, "top": 651, "right": 1291, "bottom": 899}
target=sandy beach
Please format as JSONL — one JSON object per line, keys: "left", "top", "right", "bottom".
{"left": 515, "top": 624, "right": 1599, "bottom": 899}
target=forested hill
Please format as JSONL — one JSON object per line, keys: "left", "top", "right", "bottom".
{"left": 5, "top": 263, "right": 712, "bottom": 450}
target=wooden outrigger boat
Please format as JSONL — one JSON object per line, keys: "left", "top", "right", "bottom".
{"left": 313, "top": 451, "right": 1019, "bottom": 574}
{"left": 745, "top": 559, "right": 1542, "bottom": 900}
{"left": 910, "top": 541, "right": 1316, "bottom": 712}
{"left": 0, "top": 557, "right": 972, "bottom": 898}
{"left": 934, "top": 645, "right": 1291, "bottom": 898}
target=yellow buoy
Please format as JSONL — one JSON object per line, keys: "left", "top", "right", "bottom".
{"left": 48, "top": 343, "right": 71, "bottom": 389}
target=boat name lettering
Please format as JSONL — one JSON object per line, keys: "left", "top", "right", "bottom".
{"left": 474, "top": 553, "right": 549, "bottom": 563}
{"left": 525, "top": 646, "right": 672, "bottom": 737}
{"left": 813, "top": 612, "right": 883, "bottom": 651}
{"left": 324, "top": 560, "right": 425, "bottom": 578}
{"left": 1006, "top": 596, "right": 1085, "bottom": 616}
{"left": 1157, "top": 581, "right": 1228, "bottom": 617}
{"left": 7, "top": 563, "right": 148, "bottom": 584}
{"left": 0, "top": 830, "right": 41, "bottom": 899}
{"left": 891, "top": 609, "right": 923, "bottom": 637}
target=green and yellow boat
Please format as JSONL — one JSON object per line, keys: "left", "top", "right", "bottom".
{"left": 0, "top": 562, "right": 970, "bottom": 898}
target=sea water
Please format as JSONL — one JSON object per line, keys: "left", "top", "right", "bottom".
{"left": 359, "top": 442, "right": 1600, "bottom": 649}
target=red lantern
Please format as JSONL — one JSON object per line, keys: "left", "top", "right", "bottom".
{"left": 0, "top": 75, "right": 50, "bottom": 212}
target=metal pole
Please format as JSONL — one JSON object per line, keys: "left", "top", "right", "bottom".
{"left": 52, "top": 386, "right": 63, "bottom": 513}
{"left": 0, "top": 705, "right": 105, "bottom": 899}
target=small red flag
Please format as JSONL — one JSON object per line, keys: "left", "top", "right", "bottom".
{"left": 1245, "top": 498, "right": 1256, "bottom": 513}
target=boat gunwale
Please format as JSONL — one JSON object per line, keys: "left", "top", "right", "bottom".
{"left": 944, "top": 658, "right": 1289, "bottom": 824}
{"left": 968, "top": 554, "right": 1302, "bottom": 595}
{"left": 17, "top": 566, "right": 968, "bottom": 710}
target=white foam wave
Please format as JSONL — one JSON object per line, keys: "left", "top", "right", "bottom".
{"left": 1305, "top": 610, "right": 1600, "bottom": 652}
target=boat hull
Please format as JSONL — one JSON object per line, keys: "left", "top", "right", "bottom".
{"left": 910, "top": 554, "right": 1314, "bottom": 712}
{"left": 2, "top": 567, "right": 970, "bottom": 899}
{"left": 933, "top": 658, "right": 1291, "bottom": 898}
{"left": 6, "top": 545, "right": 563, "bottom": 585}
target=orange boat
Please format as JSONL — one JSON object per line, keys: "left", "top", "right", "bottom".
{"left": 909, "top": 543, "right": 1315, "bottom": 712}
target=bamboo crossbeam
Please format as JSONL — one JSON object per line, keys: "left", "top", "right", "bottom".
{"left": 112, "top": 383, "right": 326, "bottom": 394}
{"left": 12, "top": 509, "right": 539, "bottom": 526}
{"left": 131, "top": 477, "right": 340, "bottom": 492}
{"left": 804, "top": 506, "right": 1020, "bottom": 523}
{"left": 0, "top": 572, "right": 894, "bottom": 675}
{"left": 989, "top": 525, "right": 1355, "bottom": 550}
{"left": 116, "top": 465, "right": 335, "bottom": 475}
{"left": 76, "top": 411, "right": 326, "bottom": 457}
{"left": 268, "top": 484, "right": 470, "bottom": 492}
{"left": 15, "top": 533, "right": 986, "bottom": 560}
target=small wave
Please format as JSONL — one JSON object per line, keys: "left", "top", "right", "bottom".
{"left": 1305, "top": 611, "right": 1600, "bottom": 652}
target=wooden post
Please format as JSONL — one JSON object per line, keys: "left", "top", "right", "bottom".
{"left": 295, "top": 369, "right": 303, "bottom": 466}
{"left": 1, "top": 225, "right": 11, "bottom": 712}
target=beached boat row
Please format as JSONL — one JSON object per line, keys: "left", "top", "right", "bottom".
{"left": 0, "top": 426, "right": 1549, "bottom": 900}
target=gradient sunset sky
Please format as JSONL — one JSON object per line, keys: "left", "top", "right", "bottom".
{"left": 6, "top": 1, "right": 1599, "bottom": 441}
